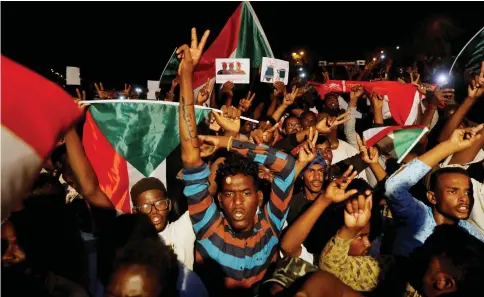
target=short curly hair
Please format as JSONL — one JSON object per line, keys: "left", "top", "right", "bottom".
{"left": 215, "top": 153, "right": 259, "bottom": 190}
{"left": 112, "top": 237, "right": 179, "bottom": 297}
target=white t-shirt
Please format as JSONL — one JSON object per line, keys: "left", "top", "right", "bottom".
{"left": 159, "top": 211, "right": 196, "bottom": 270}
{"left": 332, "top": 140, "right": 368, "bottom": 181}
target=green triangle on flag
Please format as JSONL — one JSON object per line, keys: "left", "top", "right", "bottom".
{"left": 89, "top": 101, "right": 211, "bottom": 177}
{"left": 363, "top": 125, "right": 429, "bottom": 163}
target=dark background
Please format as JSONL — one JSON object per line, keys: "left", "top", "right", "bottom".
{"left": 2, "top": 1, "right": 483, "bottom": 89}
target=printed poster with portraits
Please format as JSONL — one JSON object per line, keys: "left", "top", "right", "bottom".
{"left": 260, "top": 57, "right": 289, "bottom": 85}
{"left": 215, "top": 58, "right": 250, "bottom": 84}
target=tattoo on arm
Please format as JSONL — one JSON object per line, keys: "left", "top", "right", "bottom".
{"left": 181, "top": 96, "right": 199, "bottom": 148}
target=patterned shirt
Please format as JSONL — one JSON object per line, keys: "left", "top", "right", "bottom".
{"left": 182, "top": 140, "right": 296, "bottom": 291}
{"left": 319, "top": 235, "right": 395, "bottom": 292}
{"left": 384, "top": 158, "right": 484, "bottom": 257}
{"left": 320, "top": 235, "right": 423, "bottom": 296}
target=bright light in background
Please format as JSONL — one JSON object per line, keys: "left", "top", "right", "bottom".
{"left": 292, "top": 52, "right": 297, "bottom": 56}
{"left": 299, "top": 68, "right": 303, "bottom": 71}
{"left": 380, "top": 50, "right": 384, "bottom": 54}
{"left": 300, "top": 51, "right": 304, "bottom": 55}
{"left": 373, "top": 57, "right": 377, "bottom": 61}
{"left": 396, "top": 46, "right": 400, "bottom": 50}
{"left": 380, "top": 55, "right": 386, "bottom": 59}
{"left": 437, "top": 73, "right": 449, "bottom": 85}
{"left": 300, "top": 72, "right": 306, "bottom": 78}
{"left": 119, "top": 95, "right": 125, "bottom": 100}
{"left": 136, "top": 88, "right": 142, "bottom": 94}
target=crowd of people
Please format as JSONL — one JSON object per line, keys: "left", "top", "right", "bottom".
{"left": 2, "top": 26, "right": 484, "bottom": 297}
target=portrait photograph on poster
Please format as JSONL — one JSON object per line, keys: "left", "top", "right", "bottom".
{"left": 215, "top": 58, "right": 250, "bottom": 84}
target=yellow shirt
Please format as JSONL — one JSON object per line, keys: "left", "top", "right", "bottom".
{"left": 319, "top": 235, "right": 422, "bottom": 296}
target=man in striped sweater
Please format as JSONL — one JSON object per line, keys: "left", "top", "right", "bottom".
{"left": 176, "top": 39, "right": 303, "bottom": 295}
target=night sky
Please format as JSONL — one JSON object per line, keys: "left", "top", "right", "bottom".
{"left": 2, "top": 1, "right": 483, "bottom": 89}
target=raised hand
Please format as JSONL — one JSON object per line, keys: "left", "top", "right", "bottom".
{"left": 298, "top": 127, "right": 319, "bottom": 164}
{"left": 315, "top": 111, "right": 350, "bottom": 134}
{"left": 222, "top": 81, "right": 234, "bottom": 98}
{"left": 448, "top": 125, "right": 484, "bottom": 152}
{"left": 197, "top": 135, "right": 224, "bottom": 158}
{"left": 123, "top": 83, "right": 132, "bottom": 96}
{"left": 370, "top": 92, "right": 384, "bottom": 110}
{"left": 212, "top": 105, "right": 241, "bottom": 134}
{"left": 410, "top": 72, "right": 420, "bottom": 85}
{"left": 356, "top": 134, "right": 379, "bottom": 164}
{"left": 94, "top": 82, "right": 112, "bottom": 99}
{"left": 468, "top": 61, "right": 484, "bottom": 99}
{"left": 282, "top": 87, "right": 298, "bottom": 107}
{"left": 323, "top": 71, "right": 330, "bottom": 83}
{"left": 197, "top": 78, "right": 215, "bottom": 105}
{"left": 273, "top": 81, "right": 286, "bottom": 98}
{"left": 324, "top": 166, "right": 358, "bottom": 204}
{"left": 344, "top": 190, "right": 372, "bottom": 229}
{"left": 350, "top": 85, "right": 364, "bottom": 101}
{"left": 250, "top": 122, "right": 280, "bottom": 145}
{"left": 239, "top": 91, "right": 256, "bottom": 112}
{"left": 74, "top": 88, "right": 89, "bottom": 111}
{"left": 177, "top": 27, "right": 210, "bottom": 76}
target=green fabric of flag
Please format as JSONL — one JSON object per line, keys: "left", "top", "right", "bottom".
{"left": 89, "top": 102, "right": 210, "bottom": 177}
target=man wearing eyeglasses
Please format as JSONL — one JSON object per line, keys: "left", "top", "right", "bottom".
{"left": 130, "top": 177, "right": 196, "bottom": 271}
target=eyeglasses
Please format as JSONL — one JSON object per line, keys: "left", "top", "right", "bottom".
{"left": 135, "top": 199, "right": 169, "bottom": 214}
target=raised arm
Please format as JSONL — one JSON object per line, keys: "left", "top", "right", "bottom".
{"left": 65, "top": 128, "right": 114, "bottom": 210}
{"left": 272, "top": 88, "right": 297, "bottom": 122}
{"left": 357, "top": 135, "right": 387, "bottom": 182}
{"left": 178, "top": 28, "right": 210, "bottom": 168}
{"left": 385, "top": 126, "right": 483, "bottom": 219}
{"left": 281, "top": 166, "right": 358, "bottom": 257}
{"left": 344, "top": 86, "right": 364, "bottom": 148}
{"left": 438, "top": 63, "right": 483, "bottom": 142}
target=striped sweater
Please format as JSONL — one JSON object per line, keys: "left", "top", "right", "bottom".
{"left": 182, "top": 140, "right": 296, "bottom": 293}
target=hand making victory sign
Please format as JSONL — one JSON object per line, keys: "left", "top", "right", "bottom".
{"left": 315, "top": 111, "right": 350, "bottom": 134}
{"left": 239, "top": 91, "right": 256, "bottom": 112}
{"left": 177, "top": 28, "right": 210, "bottom": 76}
{"left": 177, "top": 27, "right": 211, "bottom": 167}
{"left": 298, "top": 127, "right": 319, "bottom": 164}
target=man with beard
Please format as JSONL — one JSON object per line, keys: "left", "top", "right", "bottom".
{"left": 385, "top": 125, "right": 484, "bottom": 257}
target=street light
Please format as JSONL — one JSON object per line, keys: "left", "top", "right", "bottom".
{"left": 300, "top": 72, "right": 306, "bottom": 78}
{"left": 380, "top": 55, "right": 386, "bottom": 60}
{"left": 373, "top": 57, "right": 377, "bottom": 61}
{"left": 292, "top": 52, "right": 297, "bottom": 57}
{"left": 380, "top": 50, "right": 384, "bottom": 54}
{"left": 396, "top": 46, "right": 400, "bottom": 50}
{"left": 300, "top": 51, "right": 304, "bottom": 55}
{"left": 299, "top": 68, "right": 303, "bottom": 71}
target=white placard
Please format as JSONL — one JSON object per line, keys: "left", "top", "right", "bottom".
{"left": 147, "top": 80, "right": 160, "bottom": 100}
{"left": 215, "top": 58, "right": 250, "bottom": 84}
{"left": 260, "top": 57, "right": 289, "bottom": 85}
{"left": 66, "top": 66, "right": 81, "bottom": 85}
{"left": 147, "top": 80, "right": 160, "bottom": 92}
